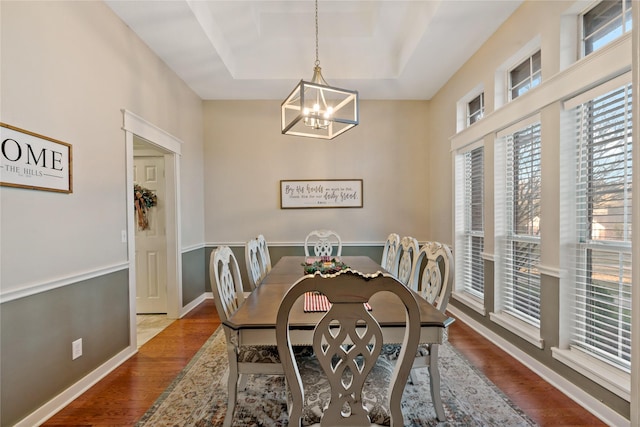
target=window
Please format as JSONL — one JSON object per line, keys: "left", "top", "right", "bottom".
{"left": 568, "top": 81, "right": 632, "bottom": 371}
{"left": 582, "top": 0, "right": 632, "bottom": 56}
{"left": 455, "top": 145, "right": 485, "bottom": 299}
{"left": 496, "top": 121, "right": 542, "bottom": 327}
{"left": 467, "top": 93, "right": 484, "bottom": 126}
{"left": 509, "top": 50, "right": 541, "bottom": 100}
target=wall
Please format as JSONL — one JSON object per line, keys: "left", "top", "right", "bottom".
{"left": 0, "top": 2, "right": 205, "bottom": 425}
{"left": 202, "top": 100, "right": 431, "bottom": 245}
{"left": 427, "top": 0, "right": 632, "bottom": 421}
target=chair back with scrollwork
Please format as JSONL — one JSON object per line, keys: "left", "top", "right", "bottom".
{"left": 409, "top": 241, "right": 454, "bottom": 313}
{"left": 211, "top": 246, "right": 245, "bottom": 321}
{"left": 245, "top": 238, "right": 262, "bottom": 291}
{"left": 276, "top": 269, "right": 420, "bottom": 426}
{"left": 395, "top": 236, "right": 419, "bottom": 286}
{"left": 381, "top": 233, "right": 400, "bottom": 272}
{"left": 256, "top": 234, "right": 272, "bottom": 275}
{"left": 304, "top": 229, "right": 342, "bottom": 257}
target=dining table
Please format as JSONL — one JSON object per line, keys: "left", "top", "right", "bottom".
{"left": 223, "top": 255, "right": 451, "bottom": 347}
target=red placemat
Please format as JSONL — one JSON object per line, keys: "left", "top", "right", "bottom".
{"left": 304, "top": 292, "right": 372, "bottom": 312}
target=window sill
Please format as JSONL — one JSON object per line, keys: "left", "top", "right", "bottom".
{"left": 490, "top": 311, "right": 544, "bottom": 349}
{"left": 451, "top": 291, "right": 486, "bottom": 316}
{"left": 552, "top": 347, "right": 630, "bottom": 401}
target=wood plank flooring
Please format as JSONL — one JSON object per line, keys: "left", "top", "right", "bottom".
{"left": 43, "top": 299, "right": 605, "bottom": 426}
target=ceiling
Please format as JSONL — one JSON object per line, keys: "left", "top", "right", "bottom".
{"left": 105, "top": 0, "right": 523, "bottom": 101}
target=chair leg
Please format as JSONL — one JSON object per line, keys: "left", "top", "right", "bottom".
{"left": 224, "top": 351, "right": 239, "bottom": 427}
{"left": 238, "top": 372, "right": 248, "bottom": 390}
{"left": 409, "top": 366, "right": 419, "bottom": 385}
{"left": 428, "top": 344, "right": 446, "bottom": 421}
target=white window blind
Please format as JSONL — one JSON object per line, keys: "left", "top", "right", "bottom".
{"left": 502, "top": 123, "right": 542, "bottom": 326}
{"left": 457, "top": 146, "right": 485, "bottom": 297}
{"left": 571, "top": 82, "right": 632, "bottom": 371}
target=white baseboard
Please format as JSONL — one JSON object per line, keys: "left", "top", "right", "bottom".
{"left": 16, "top": 346, "right": 137, "bottom": 427}
{"left": 180, "top": 293, "right": 210, "bottom": 317}
{"left": 447, "top": 306, "right": 630, "bottom": 427}
{"left": 21, "top": 291, "right": 214, "bottom": 427}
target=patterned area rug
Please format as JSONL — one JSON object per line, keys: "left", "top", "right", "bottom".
{"left": 136, "top": 327, "right": 537, "bottom": 426}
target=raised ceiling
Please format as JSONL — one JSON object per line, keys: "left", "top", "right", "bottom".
{"left": 105, "top": 0, "right": 523, "bottom": 100}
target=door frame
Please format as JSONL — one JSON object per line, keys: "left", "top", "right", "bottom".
{"left": 123, "top": 110, "right": 182, "bottom": 348}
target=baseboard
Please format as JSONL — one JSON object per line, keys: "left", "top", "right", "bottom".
{"left": 15, "top": 346, "right": 137, "bottom": 427}
{"left": 447, "top": 306, "right": 630, "bottom": 427}
{"left": 180, "top": 293, "right": 210, "bottom": 318}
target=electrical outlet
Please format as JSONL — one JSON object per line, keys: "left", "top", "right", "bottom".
{"left": 72, "top": 338, "right": 83, "bottom": 360}
{"left": 121, "top": 230, "right": 127, "bottom": 243}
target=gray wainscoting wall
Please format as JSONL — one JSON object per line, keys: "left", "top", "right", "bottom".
{"left": 1, "top": 269, "right": 130, "bottom": 426}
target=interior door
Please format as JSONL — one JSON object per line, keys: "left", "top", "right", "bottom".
{"left": 134, "top": 155, "right": 167, "bottom": 313}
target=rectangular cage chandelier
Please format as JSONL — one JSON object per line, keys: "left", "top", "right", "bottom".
{"left": 280, "top": 0, "right": 359, "bottom": 140}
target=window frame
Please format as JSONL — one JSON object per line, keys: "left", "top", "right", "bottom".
{"left": 581, "top": 0, "right": 633, "bottom": 57}
{"left": 508, "top": 50, "right": 542, "bottom": 101}
{"left": 467, "top": 92, "right": 485, "bottom": 127}
{"left": 492, "top": 115, "right": 544, "bottom": 348}
{"left": 454, "top": 142, "right": 486, "bottom": 307}
{"left": 556, "top": 73, "right": 632, "bottom": 400}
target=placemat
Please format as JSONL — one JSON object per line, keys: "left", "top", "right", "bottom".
{"left": 304, "top": 292, "right": 371, "bottom": 312}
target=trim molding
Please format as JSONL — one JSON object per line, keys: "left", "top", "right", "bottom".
{"left": 538, "top": 264, "right": 561, "bottom": 278}
{"left": 180, "top": 293, "right": 210, "bottom": 318}
{"left": 448, "top": 306, "right": 630, "bottom": 426}
{"left": 204, "top": 241, "right": 387, "bottom": 247}
{"left": 182, "top": 243, "right": 206, "bottom": 253}
{"left": 0, "top": 262, "right": 129, "bottom": 304}
{"left": 15, "top": 346, "right": 137, "bottom": 427}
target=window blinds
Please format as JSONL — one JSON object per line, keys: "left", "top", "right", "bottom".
{"left": 572, "top": 83, "right": 632, "bottom": 371}
{"left": 462, "top": 147, "right": 485, "bottom": 296}
{"left": 503, "top": 123, "right": 541, "bottom": 325}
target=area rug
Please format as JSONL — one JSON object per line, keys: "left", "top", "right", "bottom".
{"left": 136, "top": 327, "right": 537, "bottom": 426}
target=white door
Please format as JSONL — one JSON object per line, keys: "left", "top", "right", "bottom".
{"left": 134, "top": 156, "right": 167, "bottom": 313}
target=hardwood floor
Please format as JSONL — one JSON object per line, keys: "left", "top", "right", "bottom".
{"left": 43, "top": 299, "right": 605, "bottom": 426}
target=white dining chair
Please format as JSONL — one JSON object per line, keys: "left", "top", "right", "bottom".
{"left": 256, "top": 234, "right": 272, "bottom": 275}
{"left": 276, "top": 269, "right": 421, "bottom": 426}
{"left": 210, "top": 246, "right": 283, "bottom": 427}
{"left": 394, "top": 236, "right": 419, "bottom": 286}
{"left": 245, "top": 238, "right": 262, "bottom": 291}
{"left": 304, "top": 229, "right": 342, "bottom": 257}
{"left": 385, "top": 241, "right": 454, "bottom": 422}
{"left": 381, "top": 233, "right": 400, "bottom": 272}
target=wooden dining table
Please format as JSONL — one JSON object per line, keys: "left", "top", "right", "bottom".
{"left": 223, "top": 255, "right": 451, "bottom": 346}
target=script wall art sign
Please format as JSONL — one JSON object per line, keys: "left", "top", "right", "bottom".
{"left": 0, "top": 123, "right": 73, "bottom": 193}
{"left": 280, "top": 179, "right": 363, "bottom": 209}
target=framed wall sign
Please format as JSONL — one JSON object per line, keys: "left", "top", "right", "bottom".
{"left": 280, "top": 179, "right": 363, "bottom": 209}
{"left": 0, "top": 123, "right": 73, "bottom": 193}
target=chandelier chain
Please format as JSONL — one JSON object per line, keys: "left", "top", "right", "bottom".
{"left": 315, "top": 0, "right": 320, "bottom": 66}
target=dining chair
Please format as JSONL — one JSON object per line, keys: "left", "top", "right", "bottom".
{"left": 210, "top": 246, "right": 283, "bottom": 427}
{"left": 394, "top": 236, "right": 419, "bottom": 286}
{"left": 256, "top": 234, "right": 272, "bottom": 275}
{"left": 276, "top": 269, "right": 421, "bottom": 426}
{"left": 245, "top": 238, "right": 262, "bottom": 291}
{"left": 304, "top": 229, "right": 342, "bottom": 257}
{"left": 380, "top": 233, "right": 400, "bottom": 272}
{"left": 385, "top": 241, "right": 454, "bottom": 422}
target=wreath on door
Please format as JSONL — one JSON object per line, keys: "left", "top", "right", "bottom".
{"left": 134, "top": 184, "right": 158, "bottom": 230}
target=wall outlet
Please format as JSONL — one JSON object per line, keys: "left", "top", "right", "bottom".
{"left": 121, "top": 230, "right": 127, "bottom": 243}
{"left": 72, "top": 338, "right": 83, "bottom": 360}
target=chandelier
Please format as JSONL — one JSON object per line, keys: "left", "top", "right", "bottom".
{"left": 281, "top": 0, "right": 359, "bottom": 140}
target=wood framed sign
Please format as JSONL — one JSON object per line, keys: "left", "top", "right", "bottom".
{"left": 0, "top": 123, "right": 73, "bottom": 193}
{"left": 280, "top": 179, "right": 363, "bottom": 209}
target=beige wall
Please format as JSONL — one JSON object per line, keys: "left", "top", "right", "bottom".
{"left": 0, "top": 1, "right": 205, "bottom": 292}
{"left": 428, "top": 0, "right": 633, "bottom": 421}
{"left": 203, "top": 100, "right": 431, "bottom": 245}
